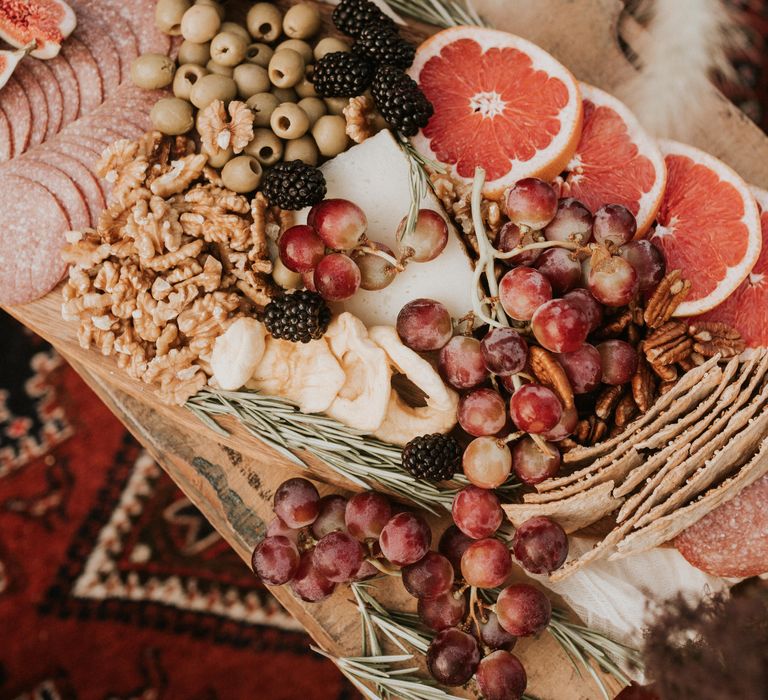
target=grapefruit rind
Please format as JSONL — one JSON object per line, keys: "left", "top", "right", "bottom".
{"left": 563, "top": 83, "right": 666, "bottom": 237}
{"left": 409, "top": 26, "right": 583, "bottom": 199}
{"left": 651, "top": 139, "right": 762, "bottom": 317}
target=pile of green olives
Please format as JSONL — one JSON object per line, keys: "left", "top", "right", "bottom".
{"left": 141, "top": 0, "right": 355, "bottom": 179}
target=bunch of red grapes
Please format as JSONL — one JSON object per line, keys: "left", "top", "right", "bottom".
{"left": 252, "top": 477, "right": 569, "bottom": 699}
{"left": 279, "top": 198, "right": 450, "bottom": 300}
{"left": 396, "top": 177, "right": 666, "bottom": 481}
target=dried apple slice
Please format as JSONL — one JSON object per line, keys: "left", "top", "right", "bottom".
{"left": 0, "top": 0, "right": 77, "bottom": 59}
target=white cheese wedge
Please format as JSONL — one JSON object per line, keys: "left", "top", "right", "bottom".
{"left": 298, "top": 130, "right": 476, "bottom": 328}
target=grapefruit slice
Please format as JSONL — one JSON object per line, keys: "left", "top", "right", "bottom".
{"left": 693, "top": 187, "right": 768, "bottom": 357}
{"left": 409, "top": 27, "right": 583, "bottom": 199}
{"left": 649, "top": 140, "right": 762, "bottom": 316}
{"left": 561, "top": 83, "right": 666, "bottom": 236}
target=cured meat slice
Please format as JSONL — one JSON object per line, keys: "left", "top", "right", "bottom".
{"left": 43, "top": 147, "right": 106, "bottom": 223}
{"left": 0, "top": 174, "right": 69, "bottom": 306}
{"left": 23, "top": 59, "right": 64, "bottom": 139}
{"left": 13, "top": 66, "right": 48, "bottom": 148}
{"left": 71, "top": 19, "right": 121, "bottom": 98}
{"left": 0, "top": 76, "right": 31, "bottom": 157}
{"left": 675, "top": 474, "right": 768, "bottom": 578}
{"left": 60, "top": 36, "right": 103, "bottom": 116}
{"left": 0, "top": 106, "right": 11, "bottom": 161}
{"left": 48, "top": 55, "right": 80, "bottom": 125}
{"left": 110, "top": 0, "right": 171, "bottom": 54}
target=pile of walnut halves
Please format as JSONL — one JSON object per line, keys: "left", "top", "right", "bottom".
{"left": 60, "top": 132, "right": 280, "bottom": 404}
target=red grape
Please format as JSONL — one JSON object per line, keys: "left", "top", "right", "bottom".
{"left": 481, "top": 328, "right": 528, "bottom": 376}
{"left": 309, "top": 198, "right": 367, "bottom": 250}
{"left": 511, "top": 516, "right": 569, "bottom": 574}
{"left": 396, "top": 209, "right": 449, "bottom": 262}
{"left": 496, "top": 583, "right": 552, "bottom": 637}
{"left": 310, "top": 495, "right": 348, "bottom": 540}
{"left": 563, "top": 289, "right": 603, "bottom": 333}
{"left": 352, "top": 242, "right": 397, "bottom": 291}
{"left": 619, "top": 240, "right": 665, "bottom": 291}
{"left": 597, "top": 340, "right": 638, "bottom": 385}
{"left": 379, "top": 512, "right": 431, "bottom": 566}
{"left": 463, "top": 437, "right": 512, "bottom": 489}
{"left": 345, "top": 491, "right": 392, "bottom": 541}
{"left": 313, "top": 531, "right": 365, "bottom": 583}
{"left": 274, "top": 477, "right": 320, "bottom": 529}
{"left": 544, "top": 198, "right": 593, "bottom": 245}
{"left": 314, "top": 253, "right": 361, "bottom": 301}
{"left": 396, "top": 298, "right": 453, "bottom": 352}
{"left": 506, "top": 178, "right": 558, "bottom": 230}
{"left": 588, "top": 254, "right": 639, "bottom": 307}
{"left": 267, "top": 516, "right": 300, "bottom": 543}
{"left": 418, "top": 591, "right": 467, "bottom": 631}
{"left": 290, "top": 549, "right": 337, "bottom": 602}
{"left": 499, "top": 267, "right": 552, "bottom": 321}
{"left": 615, "top": 683, "right": 661, "bottom": 700}
{"left": 535, "top": 247, "right": 582, "bottom": 295}
{"left": 458, "top": 388, "right": 508, "bottom": 437}
{"left": 252, "top": 535, "right": 300, "bottom": 585}
{"left": 279, "top": 225, "right": 326, "bottom": 273}
{"left": 593, "top": 204, "right": 637, "bottom": 247}
{"left": 509, "top": 384, "right": 563, "bottom": 434}
{"left": 497, "top": 221, "right": 541, "bottom": 266}
{"left": 439, "top": 336, "right": 489, "bottom": 390}
{"left": 302, "top": 269, "right": 317, "bottom": 291}
{"left": 475, "top": 611, "right": 517, "bottom": 651}
{"left": 461, "top": 538, "right": 512, "bottom": 589}
{"left": 476, "top": 651, "right": 528, "bottom": 700}
{"left": 353, "top": 558, "right": 379, "bottom": 581}
{"left": 540, "top": 405, "right": 577, "bottom": 442}
{"left": 402, "top": 551, "right": 455, "bottom": 599}
{"left": 511, "top": 437, "right": 562, "bottom": 484}
{"left": 452, "top": 486, "right": 503, "bottom": 539}
{"left": 438, "top": 525, "right": 474, "bottom": 573}
{"left": 531, "top": 299, "right": 590, "bottom": 353}
{"left": 557, "top": 344, "right": 603, "bottom": 394}
{"left": 426, "top": 629, "right": 481, "bottom": 686}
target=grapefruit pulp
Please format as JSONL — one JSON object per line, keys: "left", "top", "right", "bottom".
{"left": 649, "top": 140, "right": 762, "bottom": 316}
{"left": 561, "top": 83, "right": 666, "bottom": 236}
{"left": 693, "top": 187, "right": 768, "bottom": 356}
{"left": 409, "top": 27, "right": 583, "bottom": 199}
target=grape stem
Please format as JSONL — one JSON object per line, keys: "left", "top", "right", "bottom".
{"left": 365, "top": 557, "right": 402, "bottom": 577}
{"left": 356, "top": 243, "right": 407, "bottom": 272}
{"left": 468, "top": 586, "right": 482, "bottom": 633}
{"left": 492, "top": 239, "right": 581, "bottom": 260}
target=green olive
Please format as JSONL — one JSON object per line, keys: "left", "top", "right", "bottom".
{"left": 276, "top": 39, "right": 313, "bottom": 64}
{"left": 271, "top": 86, "right": 298, "bottom": 103}
{"left": 270, "top": 102, "right": 310, "bottom": 140}
{"left": 220, "top": 21, "right": 251, "bottom": 43}
{"left": 244, "top": 128, "right": 284, "bottom": 166}
{"left": 155, "top": 0, "right": 192, "bottom": 35}
{"left": 312, "top": 114, "right": 349, "bottom": 157}
{"left": 221, "top": 155, "right": 263, "bottom": 193}
{"left": 131, "top": 53, "right": 177, "bottom": 90}
{"left": 233, "top": 63, "right": 270, "bottom": 98}
{"left": 246, "top": 92, "right": 280, "bottom": 127}
{"left": 195, "top": 0, "right": 225, "bottom": 19}
{"left": 295, "top": 67, "right": 316, "bottom": 98}
{"left": 189, "top": 72, "right": 237, "bottom": 108}
{"left": 206, "top": 59, "right": 234, "bottom": 77}
{"left": 203, "top": 143, "right": 234, "bottom": 168}
{"left": 244, "top": 42, "right": 273, "bottom": 68}
{"left": 268, "top": 49, "right": 304, "bottom": 89}
{"left": 180, "top": 4, "right": 221, "bottom": 43}
{"left": 173, "top": 63, "right": 209, "bottom": 100}
{"left": 272, "top": 257, "right": 303, "bottom": 289}
{"left": 151, "top": 97, "right": 195, "bottom": 135}
{"left": 178, "top": 40, "right": 211, "bottom": 65}
{"left": 282, "top": 3, "right": 321, "bottom": 39}
{"left": 313, "top": 37, "right": 350, "bottom": 61}
{"left": 297, "top": 96, "right": 326, "bottom": 126}
{"left": 283, "top": 135, "right": 319, "bottom": 166}
{"left": 324, "top": 96, "right": 349, "bottom": 116}
{"left": 246, "top": 3, "right": 283, "bottom": 43}
{"left": 210, "top": 31, "right": 248, "bottom": 66}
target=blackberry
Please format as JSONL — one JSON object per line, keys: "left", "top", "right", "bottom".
{"left": 263, "top": 290, "right": 332, "bottom": 344}
{"left": 371, "top": 65, "right": 434, "bottom": 137}
{"left": 312, "top": 51, "right": 374, "bottom": 97}
{"left": 262, "top": 161, "right": 326, "bottom": 210}
{"left": 353, "top": 25, "right": 416, "bottom": 69}
{"left": 332, "top": 0, "right": 396, "bottom": 38}
{"left": 402, "top": 434, "right": 462, "bottom": 483}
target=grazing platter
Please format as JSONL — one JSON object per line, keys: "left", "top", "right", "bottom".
{"left": 2, "top": 0, "right": 767, "bottom": 698}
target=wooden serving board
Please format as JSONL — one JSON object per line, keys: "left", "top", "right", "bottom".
{"left": 5, "top": 1, "right": 768, "bottom": 697}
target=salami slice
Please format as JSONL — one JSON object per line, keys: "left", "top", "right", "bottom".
{"left": 675, "top": 474, "right": 768, "bottom": 578}
{"left": 43, "top": 147, "right": 106, "bottom": 224}
{"left": 60, "top": 36, "right": 104, "bottom": 116}
{"left": 0, "top": 106, "right": 11, "bottom": 162}
{"left": 111, "top": 0, "right": 171, "bottom": 54}
{"left": 0, "top": 174, "right": 69, "bottom": 306}
{"left": 13, "top": 67, "right": 48, "bottom": 149}
{"left": 48, "top": 55, "right": 80, "bottom": 126}
{"left": 23, "top": 60, "right": 64, "bottom": 139}
{"left": 0, "top": 76, "right": 31, "bottom": 157}
{"left": 72, "top": 17, "right": 121, "bottom": 98}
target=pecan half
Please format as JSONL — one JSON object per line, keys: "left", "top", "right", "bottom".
{"left": 643, "top": 321, "right": 692, "bottom": 365}
{"left": 615, "top": 393, "right": 638, "bottom": 428}
{"left": 575, "top": 416, "right": 608, "bottom": 446}
{"left": 644, "top": 270, "right": 692, "bottom": 329}
{"left": 650, "top": 360, "right": 678, "bottom": 382}
{"left": 631, "top": 355, "right": 656, "bottom": 413}
{"left": 595, "top": 309, "right": 632, "bottom": 339}
{"left": 596, "top": 385, "right": 624, "bottom": 420}
{"left": 529, "top": 346, "right": 575, "bottom": 409}
{"left": 687, "top": 321, "right": 745, "bottom": 358}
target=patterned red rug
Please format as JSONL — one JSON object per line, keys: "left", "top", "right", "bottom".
{"left": 0, "top": 312, "right": 358, "bottom": 700}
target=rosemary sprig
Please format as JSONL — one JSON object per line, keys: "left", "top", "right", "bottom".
{"left": 384, "top": 0, "right": 485, "bottom": 28}
{"left": 187, "top": 388, "right": 518, "bottom": 514}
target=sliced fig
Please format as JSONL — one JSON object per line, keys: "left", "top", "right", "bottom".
{"left": 0, "top": 45, "right": 27, "bottom": 89}
{"left": 0, "top": 0, "right": 77, "bottom": 60}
